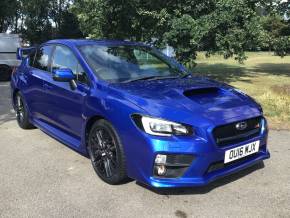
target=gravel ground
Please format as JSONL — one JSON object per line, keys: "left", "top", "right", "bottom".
{"left": 0, "top": 82, "right": 289, "bottom": 218}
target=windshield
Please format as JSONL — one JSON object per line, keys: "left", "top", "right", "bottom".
{"left": 78, "top": 44, "right": 186, "bottom": 83}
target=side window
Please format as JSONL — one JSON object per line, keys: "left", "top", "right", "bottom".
{"left": 33, "top": 46, "right": 53, "bottom": 71}
{"left": 51, "top": 46, "right": 88, "bottom": 85}
{"left": 28, "top": 49, "right": 36, "bottom": 66}
{"left": 76, "top": 63, "right": 88, "bottom": 84}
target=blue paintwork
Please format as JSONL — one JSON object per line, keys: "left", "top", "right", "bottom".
{"left": 52, "top": 68, "right": 76, "bottom": 81}
{"left": 11, "top": 39, "right": 270, "bottom": 188}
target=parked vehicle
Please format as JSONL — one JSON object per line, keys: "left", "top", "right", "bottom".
{"left": 0, "top": 33, "right": 21, "bottom": 81}
{"left": 11, "top": 39, "right": 270, "bottom": 188}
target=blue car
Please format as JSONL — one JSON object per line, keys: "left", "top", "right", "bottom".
{"left": 11, "top": 39, "right": 270, "bottom": 188}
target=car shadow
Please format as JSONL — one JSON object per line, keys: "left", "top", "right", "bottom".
{"left": 137, "top": 161, "right": 265, "bottom": 195}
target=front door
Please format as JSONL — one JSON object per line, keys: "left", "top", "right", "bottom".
{"left": 42, "top": 45, "right": 90, "bottom": 139}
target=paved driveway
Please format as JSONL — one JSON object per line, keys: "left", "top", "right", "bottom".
{"left": 0, "top": 82, "right": 289, "bottom": 218}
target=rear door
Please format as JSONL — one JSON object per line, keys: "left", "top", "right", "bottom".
{"left": 41, "top": 45, "right": 90, "bottom": 138}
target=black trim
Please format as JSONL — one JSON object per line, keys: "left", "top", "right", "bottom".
{"left": 216, "top": 128, "right": 260, "bottom": 144}
{"left": 213, "top": 117, "right": 262, "bottom": 147}
{"left": 206, "top": 146, "right": 265, "bottom": 174}
{"left": 0, "top": 51, "right": 16, "bottom": 54}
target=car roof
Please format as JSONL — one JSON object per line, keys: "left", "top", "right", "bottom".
{"left": 45, "top": 39, "right": 150, "bottom": 48}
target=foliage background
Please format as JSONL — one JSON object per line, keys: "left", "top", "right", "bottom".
{"left": 1, "top": 0, "right": 290, "bottom": 63}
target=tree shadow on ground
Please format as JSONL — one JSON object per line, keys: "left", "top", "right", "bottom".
{"left": 251, "top": 63, "right": 290, "bottom": 76}
{"left": 138, "top": 161, "right": 265, "bottom": 195}
{"left": 192, "top": 63, "right": 252, "bottom": 83}
{"left": 192, "top": 63, "right": 290, "bottom": 83}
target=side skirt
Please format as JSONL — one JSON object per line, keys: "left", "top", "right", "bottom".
{"left": 31, "top": 118, "right": 88, "bottom": 155}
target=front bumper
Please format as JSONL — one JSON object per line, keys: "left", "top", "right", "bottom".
{"left": 148, "top": 148, "right": 270, "bottom": 188}
{"left": 123, "top": 117, "right": 270, "bottom": 188}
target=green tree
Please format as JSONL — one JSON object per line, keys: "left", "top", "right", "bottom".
{"left": 278, "top": 0, "right": 290, "bottom": 18}
{"left": 19, "top": 0, "right": 83, "bottom": 44}
{"left": 72, "top": 0, "right": 138, "bottom": 40}
{"left": 72, "top": 0, "right": 267, "bottom": 63}
{"left": 0, "top": 0, "right": 18, "bottom": 32}
{"left": 260, "top": 1, "right": 290, "bottom": 56}
{"left": 57, "top": 11, "right": 84, "bottom": 39}
{"left": 261, "top": 15, "right": 289, "bottom": 51}
{"left": 21, "top": 0, "right": 53, "bottom": 44}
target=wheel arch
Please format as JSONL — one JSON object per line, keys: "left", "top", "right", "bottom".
{"left": 12, "top": 88, "right": 20, "bottom": 109}
{"left": 84, "top": 115, "right": 107, "bottom": 148}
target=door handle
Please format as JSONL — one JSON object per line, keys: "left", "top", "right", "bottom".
{"left": 43, "top": 83, "right": 53, "bottom": 90}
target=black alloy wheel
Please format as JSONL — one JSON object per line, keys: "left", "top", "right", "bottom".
{"left": 88, "top": 119, "right": 127, "bottom": 184}
{"left": 15, "top": 92, "right": 34, "bottom": 129}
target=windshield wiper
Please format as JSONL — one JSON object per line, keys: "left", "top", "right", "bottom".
{"left": 121, "top": 76, "right": 159, "bottom": 83}
{"left": 121, "top": 75, "right": 179, "bottom": 83}
{"left": 168, "top": 66, "right": 192, "bottom": 79}
{"left": 180, "top": 73, "right": 192, "bottom": 78}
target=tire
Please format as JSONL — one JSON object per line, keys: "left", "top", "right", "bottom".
{"left": 88, "top": 119, "right": 128, "bottom": 185}
{"left": 0, "top": 65, "right": 12, "bottom": 81}
{"left": 14, "top": 92, "right": 34, "bottom": 129}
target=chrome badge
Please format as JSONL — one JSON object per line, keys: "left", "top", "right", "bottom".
{"left": 236, "top": 121, "right": 247, "bottom": 131}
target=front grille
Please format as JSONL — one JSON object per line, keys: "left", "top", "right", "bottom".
{"left": 213, "top": 117, "right": 262, "bottom": 147}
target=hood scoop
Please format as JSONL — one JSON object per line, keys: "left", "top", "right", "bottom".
{"left": 183, "top": 87, "right": 243, "bottom": 106}
{"left": 183, "top": 87, "right": 220, "bottom": 97}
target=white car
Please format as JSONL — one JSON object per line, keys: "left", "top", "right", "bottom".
{"left": 0, "top": 33, "right": 22, "bottom": 81}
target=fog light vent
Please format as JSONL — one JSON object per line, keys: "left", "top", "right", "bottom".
{"left": 153, "top": 154, "right": 195, "bottom": 178}
{"left": 156, "top": 165, "right": 167, "bottom": 176}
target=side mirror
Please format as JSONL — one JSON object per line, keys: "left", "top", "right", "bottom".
{"left": 52, "top": 69, "right": 77, "bottom": 89}
{"left": 52, "top": 68, "right": 76, "bottom": 82}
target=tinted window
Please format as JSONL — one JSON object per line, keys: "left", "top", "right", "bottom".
{"left": 79, "top": 45, "right": 185, "bottom": 83}
{"left": 51, "top": 46, "right": 88, "bottom": 84}
{"left": 33, "top": 46, "right": 53, "bottom": 71}
{"left": 28, "top": 50, "right": 36, "bottom": 66}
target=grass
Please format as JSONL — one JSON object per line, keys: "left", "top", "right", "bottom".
{"left": 191, "top": 52, "right": 290, "bottom": 130}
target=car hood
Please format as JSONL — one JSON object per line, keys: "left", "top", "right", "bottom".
{"left": 110, "top": 77, "right": 261, "bottom": 126}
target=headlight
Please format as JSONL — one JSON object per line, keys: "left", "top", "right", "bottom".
{"left": 132, "top": 115, "right": 193, "bottom": 136}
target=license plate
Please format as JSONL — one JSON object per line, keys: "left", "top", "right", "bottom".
{"left": 224, "top": 140, "right": 260, "bottom": 164}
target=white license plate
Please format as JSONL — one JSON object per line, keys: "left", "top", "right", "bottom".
{"left": 224, "top": 140, "right": 260, "bottom": 164}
